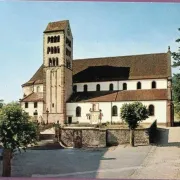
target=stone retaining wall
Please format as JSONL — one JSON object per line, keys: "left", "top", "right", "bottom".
{"left": 57, "top": 120, "right": 157, "bottom": 148}
{"left": 106, "top": 128, "right": 150, "bottom": 146}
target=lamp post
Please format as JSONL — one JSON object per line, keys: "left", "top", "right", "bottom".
{"left": 46, "top": 108, "right": 49, "bottom": 124}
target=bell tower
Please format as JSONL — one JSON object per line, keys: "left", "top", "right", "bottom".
{"left": 43, "top": 20, "right": 73, "bottom": 124}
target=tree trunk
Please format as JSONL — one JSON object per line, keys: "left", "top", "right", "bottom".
{"left": 2, "top": 149, "right": 12, "bottom": 177}
{"left": 130, "top": 129, "right": 135, "bottom": 147}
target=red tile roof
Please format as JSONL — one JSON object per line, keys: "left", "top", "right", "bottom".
{"left": 44, "top": 20, "right": 69, "bottom": 33}
{"left": 67, "top": 89, "right": 168, "bottom": 102}
{"left": 22, "top": 52, "right": 171, "bottom": 87}
{"left": 22, "top": 65, "right": 43, "bottom": 87}
{"left": 73, "top": 53, "right": 171, "bottom": 82}
{"left": 20, "top": 92, "right": 43, "bottom": 102}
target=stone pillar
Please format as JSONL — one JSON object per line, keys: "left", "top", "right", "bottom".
{"left": 60, "top": 65, "right": 66, "bottom": 124}
{"left": 73, "top": 130, "right": 82, "bottom": 148}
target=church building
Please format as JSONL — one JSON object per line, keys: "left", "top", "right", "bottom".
{"left": 20, "top": 20, "right": 174, "bottom": 127}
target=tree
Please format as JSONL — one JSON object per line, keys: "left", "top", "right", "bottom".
{"left": 172, "top": 28, "right": 180, "bottom": 68}
{"left": 0, "top": 99, "right": 4, "bottom": 109}
{"left": 171, "top": 28, "right": 180, "bottom": 119}
{"left": 0, "top": 102, "right": 38, "bottom": 177}
{"left": 172, "top": 74, "right": 180, "bottom": 119}
{"left": 120, "top": 102, "right": 149, "bottom": 147}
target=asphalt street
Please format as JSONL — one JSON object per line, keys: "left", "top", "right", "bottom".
{"left": 8, "top": 145, "right": 152, "bottom": 178}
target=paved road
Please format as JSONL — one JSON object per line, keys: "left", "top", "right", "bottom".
{"left": 1, "top": 127, "right": 180, "bottom": 178}
{"left": 132, "top": 127, "right": 180, "bottom": 179}
{"left": 8, "top": 145, "right": 152, "bottom": 178}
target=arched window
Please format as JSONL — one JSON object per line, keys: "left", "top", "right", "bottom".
{"left": 152, "top": 81, "right": 156, "bottom": 89}
{"left": 25, "top": 102, "right": 28, "bottom": 108}
{"left": 149, "top": 105, "right": 155, "bottom": 116}
{"left": 112, "top": 106, "right": 118, "bottom": 116}
{"left": 76, "top": 106, "right": 81, "bottom": 117}
{"left": 66, "top": 61, "right": 71, "bottom": 69}
{"left": 84, "top": 84, "right": 88, "bottom": 92}
{"left": 47, "top": 47, "right": 50, "bottom": 54}
{"left": 49, "top": 58, "right": 52, "bottom": 67}
{"left": 57, "top": 47, "right": 60, "bottom": 53}
{"left": 123, "top": 83, "right": 127, "bottom": 90}
{"left": 56, "top": 58, "right": 58, "bottom": 66}
{"left": 50, "top": 36, "right": 54, "bottom": 43}
{"left": 109, "top": 84, "right": 114, "bottom": 91}
{"left": 34, "top": 102, "right": 38, "bottom": 108}
{"left": 53, "top": 58, "right": 56, "bottom": 66}
{"left": 96, "top": 84, "right": 100, "bottom": 91}
{"left": 54, "top": 47, "right": 57, "bottom": 54}
{"left": 137, "top": 82, "right": 141, "bottom": 89}
{"left": 73, "top": 85, "right": 77, "bottom": 93}
{"left": 51, "top": 47, "right": 54, "bottom": 54}
{"left": 34, "top": 110, "right": 38, "bottom": 116}
{"left": 36, "top": 86, "right": 40, "bottom": 92}
{"left": 48, "top": 37, "right": 51, "bottom": 43}
{"left": 54, "top": 36, "right": 57, "bottom": 43}
{"left": 57, "top": 36, "right": 60, "bottom": 42}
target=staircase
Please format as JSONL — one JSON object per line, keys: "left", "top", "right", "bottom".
{"left": 29, "top": 127, "right": 63, "bottom": 150}
{"left": 40, "top": 127, "right": 55, "bottom": 140}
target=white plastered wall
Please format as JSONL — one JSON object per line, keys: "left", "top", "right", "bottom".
{"left": 74, "top": 79, "right": 167, "bottom": 92}
{"left": 21, "top": 102, "right": 43, "bottom": 121}
{"left": 66, "top": 100, "right": 167, "bottom": 124}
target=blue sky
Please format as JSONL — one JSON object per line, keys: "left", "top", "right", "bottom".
{"left": 0, "top": 2, "right": 180, "bottom": 103}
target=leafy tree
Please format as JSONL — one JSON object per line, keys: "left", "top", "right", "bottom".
{"left": 172, "top": 28, "right": 180, "bottom": 68}
{"left": 120, "top": 102, "right": 149, "bottom": 147}
{"left": 171, "top": 28, "right": 180, "bottom": 119}
{"left": 0, "top": 99, "right": 4, "bottom": 109}
{"left": 0, "top": 102, "right": 38, "bottom": 177}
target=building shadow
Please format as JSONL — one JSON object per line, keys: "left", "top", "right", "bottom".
{"left": 154, "top": 127, "right": 180, "bottom": 147}
{"left": 73, "top": 66, "right": 130, "bottom": 83}
{"left": 10, "top": 132, "right": 119, "bottom": 178}
{"left": 27, "top": 141, "right": 63, "bottom": 150}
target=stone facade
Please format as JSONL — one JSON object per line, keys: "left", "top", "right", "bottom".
{"left": 42, "top": 22, "right": 73, "bottom": 124}
{"left": 57, "top": 121, "right": 157, "bottom": 148}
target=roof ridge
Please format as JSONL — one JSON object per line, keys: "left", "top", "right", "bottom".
{"left": 49, "top": 19, "right": 69, "bottom": 23}
{"left": 74, "top": 52, "right": 167, "bottom": 61}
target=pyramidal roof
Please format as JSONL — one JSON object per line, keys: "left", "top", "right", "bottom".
{"left": 44, "top": 20, "right": 69, "bottom": 33}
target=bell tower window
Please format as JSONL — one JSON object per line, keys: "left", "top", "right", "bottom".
{"left": 57, "top": 47, "right": 60, "bottom": 53}
{"left": 56, "top": 58, "right": 59, "bottom": 66}
{"left": 47, "top": 47, "right": 50, "bottom": 54}
{"left": 49, "top": 58, "right": 52, "bottom": 67}
{"left": 52, "top": 58, "right": 56, "bottom": 66}
{"left": 50, "top": 37, "right": 53, "bottom": 43}
{"left": 54, "top": 36, "right": 57, "bottom": 43}
{"left": 54, "top": 47, "right": 57, "bottom": 53}
{"left": 48, "top": 37, "right": 51, "bottom": 43}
